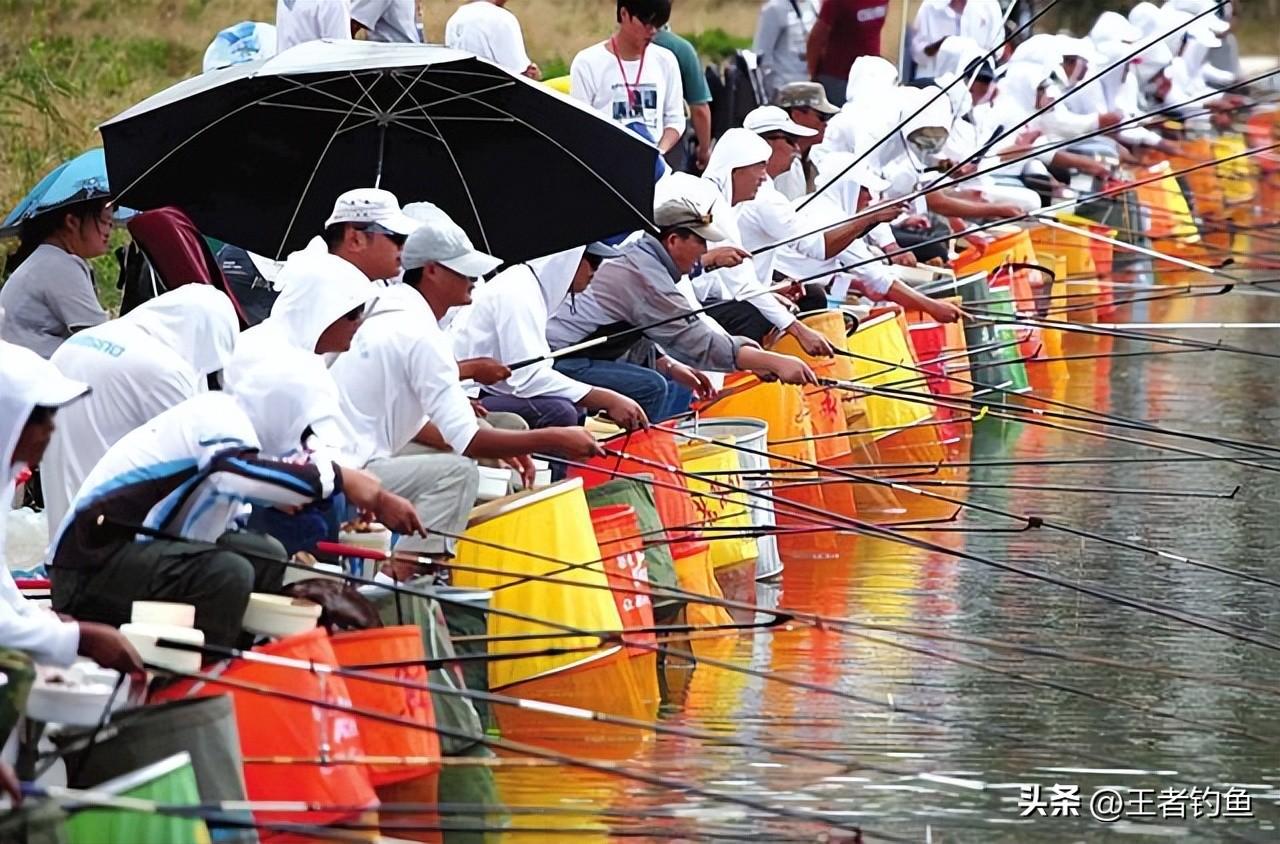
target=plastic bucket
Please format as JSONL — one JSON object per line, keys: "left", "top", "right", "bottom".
{"left": 57, "top": 696, "right": 253, "bottom": 844}
{"left": 454, "top": 479, "right": 622, "bottom": 690}
{"left": 676, "top": 437, "right": 759, "bottom": 570}
{"left": 65, "top": 753, "right": 209, "bottom": 844}
{"left": 676, "top": 418, "right": 782, "bottom": 581}
{"left": 951, "top": 227, "right": 1037, "bottom": 276}
{"left": 589, "top": 505, "right": 656, "bottom": 648}
{"left": 329, "top": 626, "right": 440, "bottom": 786}
{"left": 583, "top": 477, "right": 680, "bottom": 613}
{"left": 570, "top": 425, "right": 701, "bottom": 549}
{"left": 845, "top": 311, "right": 935, "bottom": 435}
{"left": 151, "top": 628, "right": 376, "bottom": 830}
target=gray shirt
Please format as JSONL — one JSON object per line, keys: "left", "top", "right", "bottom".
{"left": 546, "top": 234, "right": 751, "bottom": 373}
{"left": 753, "top": 0, "right": 818, "bottom": 99}
{"left": 0, "top": 244, "right": 107, "bottom": 359}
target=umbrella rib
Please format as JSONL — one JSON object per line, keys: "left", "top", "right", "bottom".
{"left": 107, "top": 85, "right": 335, "bottom": 203}
{"left": 391, "top": 76, "right": 492, "bottom": 252}
{"left": 274, "top": 95, "right": 368, "bottom": 258}
{"left": 272, "top": 72, "right": 388, "bottom": 117}
{"left": 415, "top": 76, "right": 655, "bottom": 234}
{"left": 343, "top": 115, "right": 443, "bottom": 144}
{"left": 386, "top": 79, "right": 518, "bottom": 118}
{"left": 257, "top": 101, "right": 380, "bottom": 117}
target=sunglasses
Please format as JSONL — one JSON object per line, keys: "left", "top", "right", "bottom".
{"left": 358, "top": 223, "right": 408, "bottom": 246}
{"left": 761, "top": 133, "right": 800, "bottom": 147}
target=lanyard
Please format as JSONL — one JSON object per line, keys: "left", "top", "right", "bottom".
{"left": 609, "top": 36, "right": 647, "bottom": 112}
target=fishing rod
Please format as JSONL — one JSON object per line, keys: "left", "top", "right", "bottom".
{"left": 831, "top": 332, "right": 1280, "bottom": 458}
{"left": 795, "top": 0, "right": 1065, "bottom": 211}
{"left": 786, "top": 137, "right": 1280, "bottom": 288}
{"left": 513, "top": 132, "right": 1280, "bottom": 376}
{"left": 833, "top": 376, "right": 1280, "bottom": 473}
{"left": 153, "top": 638, "right": 954, "bottom": 785}
{"left": 371, "top": 518, "right": 1280, "bottom": 750}
{"left": 963, "top": 304, "right": 1280, "bottom": 363}
{"left": 769, "top": 474, "right": 1238, "bottom": 500}
{"left": 761, "top": 56, "right": 1280, "bottom": 261}
{"left": 20, "top": 783, "right": 371, "bottom": 842}
{"left": 20, "top": 784, "right": 823, "bottom": 843}
{"left": 671, "top": 421, "right": 1280, "bottom": 600}
{"left": 536, "top": 453, "right": 1280, "bottom": 752}
{"left": 141, "top": 659, "right": 874, "bottom": 839}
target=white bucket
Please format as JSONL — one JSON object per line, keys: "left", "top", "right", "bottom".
{"left": 676, "top": 417, "right": 783, "bottom": 581}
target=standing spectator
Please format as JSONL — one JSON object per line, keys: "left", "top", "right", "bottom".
{"left": 0, "top": 199, "right": 110, "bottom": 359}
{"left": 350, "top": 0, "right": 421, "bottom": 42}
{"left": 570, "top": 0, "right": 685, "bottom": 154}
{"left": 753, "top": 0, "right": 820, "bottom": 100}
{"left": 911, "top": 0, "right": 1004, "bottom": 81}
{"left": 772, "top": 81, "right": 839, "bottom": 199}
{"left": 806, "top": 0, "right": 890, "bottom": 107}
{"left": 652, "top": 26, "right": 713, "bottom": 172}
{"left": 445, "top": 0, "right": 538, "bottom": 78}
{"left": 275, "top": 0, "right": 351, "bottom": 53}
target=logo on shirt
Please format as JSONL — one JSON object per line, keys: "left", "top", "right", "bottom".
{"left": 66, "top": 334, "right": 125, "bottom": 357}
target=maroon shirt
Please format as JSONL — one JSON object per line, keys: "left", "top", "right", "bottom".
{"left": 815, "top": 0, "right": 889, "bottom": 78}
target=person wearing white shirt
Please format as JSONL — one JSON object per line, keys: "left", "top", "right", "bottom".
{"left": 48, "top": 350, "right": 421, "bottom": 649}
{"left": 0, "top": 343, "right": 142, "bottom": 677}
{"left": 43, "top": 286, "right": 240, "bottom": 533}
{"left": 445, "top": 0, "right": 538, "bottom": 78}
{"left": 329, "top": 211, "right": 604, "bottom": 560}
{"left": 450, "top": 242, "right": 648, "bottom": 431}
{"left": 700, "top": 123, "right": 834, "bottom": 355}
{"left": 350, "top": 0, "right": 420, "bottom": 42}
{"left": 570, "top": 0, "right": 685, "bottom": 153}
{"left": 275, "top": 0, "right": 351, "bottom": 52}
{"left": 910, "top": 0, "right": 1004, "bottom": 81}
{"left": 752, "top": 0, "right": 820, "bottom": 100}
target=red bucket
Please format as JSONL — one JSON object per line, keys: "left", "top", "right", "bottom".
{"left": 329, "top": 626, "right": 440, "bottom": 786}
{"left": 151, "top": 627, "right": 376, "bottom": 829}
{"left": 571, "top": 424, "right": 702, "bottom": 544}
{"left": 590, "top": 504, "right": 655, "bottom": 649}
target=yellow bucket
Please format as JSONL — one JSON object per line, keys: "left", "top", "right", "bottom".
{"left": 844, "top": 311, "right": 934, "bottom": 437}
{"left": 677, "top": 437, "right": 759, "bottom": 571}
{"left": 455, "top": 479, "right": 624, "bottom": 690}
{"left": 1213, "top": 133, "right": 1256, "bottom": 205}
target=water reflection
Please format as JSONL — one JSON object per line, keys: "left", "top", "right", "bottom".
{"left": 469, "top": 292, "right": 1280, "bottom": 841}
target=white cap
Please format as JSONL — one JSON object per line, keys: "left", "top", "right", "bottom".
{"left": 743, "top": 105, "right": 818, "bottom": 138}
{"left": 401, "top": 212, "right": 502, "bottom": 278}
{"left": 324, "top": 188, "right": 420, "bottom": 235}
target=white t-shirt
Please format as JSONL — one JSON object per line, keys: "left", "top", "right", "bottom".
{"left": 43, "top": 329, "right": 199, "bottom": 533}
{"left": 330, "top": 284, "right": 481, "bottom": 465}
{"left": 276, "top": 0, "right": 352, "bottom": 52}
{"left": 570, "top": 41, "right": 686, "bottom": 141}
{"left": 350, "top": 0, "right": 420, "bottom": 43}
{"left": 445, "top": 1, "right": 531, "bottom": 73}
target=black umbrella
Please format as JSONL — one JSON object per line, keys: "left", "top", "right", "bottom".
{"left": 99, "top": 41, "right": 658, "bottom": 262}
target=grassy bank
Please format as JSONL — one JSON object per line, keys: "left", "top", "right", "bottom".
{"left": 2, "top": 0, "right": 1277, "bottom": 306}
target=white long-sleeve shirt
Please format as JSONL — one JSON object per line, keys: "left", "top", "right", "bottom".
{"left": 911, "top": 0, "right": 1003, "bottom": 79}
{"left": 450, "top": 260, "right": 592, "bottom": 403}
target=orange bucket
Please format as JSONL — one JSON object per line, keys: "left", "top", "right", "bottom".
{"left": 571, "top": 424, "right": 702, "bottom": 550}
{"left": 152, "top": 627, "right": 376, "bottom": 829}
{"left": 590, "top": 504, "right": 656, "bottom": 650}
{"left": 329, "top": 626, "right": 440, "bottom": 786}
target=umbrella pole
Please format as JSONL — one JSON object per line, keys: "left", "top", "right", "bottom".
{"left": 374, "top": 124, "right": 387, "bottom": 189}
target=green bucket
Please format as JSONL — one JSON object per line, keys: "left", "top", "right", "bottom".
{"left": 65, "top": 752, "right": 210, "bottom": 844}
{"left": 583, "top": 476, "right": 680, "bottom": 616}
{"left": 54, "top": 696, "right": 254, "bottom": 844}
